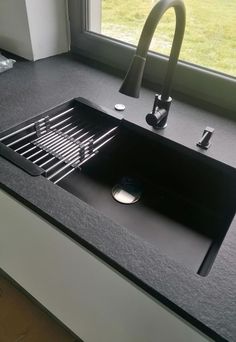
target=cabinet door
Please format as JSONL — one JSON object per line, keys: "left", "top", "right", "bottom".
{"left": 0, "top": 189, "right": 211, "bottom": 342}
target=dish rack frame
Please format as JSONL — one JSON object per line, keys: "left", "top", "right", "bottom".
{"left": 0, "top": 98, "right": 122, "bottom": 184}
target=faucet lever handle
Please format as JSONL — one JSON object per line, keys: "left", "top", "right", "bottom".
{"left": 146, "top": 94, "right": 172, "bottom": 129}
{"left": 151, "top": 94, "right": 160, "bottom": 115}
{"left": 197, "top": 126, "right": 214, "bottom": 150}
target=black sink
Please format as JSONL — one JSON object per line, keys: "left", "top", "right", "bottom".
{"left": 58, "top": 122, "right": 236, "bottom": 276}
{"left": 1, "top": 98, "right": 236, "bottom": 276}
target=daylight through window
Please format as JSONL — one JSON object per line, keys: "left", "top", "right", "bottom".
{"left": 88, "top": 0, "right": 236, "bottom": 77}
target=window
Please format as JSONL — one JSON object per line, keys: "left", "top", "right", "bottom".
{"left": 68, "top": 0, "right": 236, "bottom": 113}
{"left": 89, "top": 0, "right": 236, "bottom": 77}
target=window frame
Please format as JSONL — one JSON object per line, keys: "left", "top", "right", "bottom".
{"left": 68, "top": 0, "right": 236, "bottom": 113}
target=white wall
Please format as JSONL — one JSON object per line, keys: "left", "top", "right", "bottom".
{"left": 0, "top": 0, "right": 69, "bottom": 61}
{"left": 0, "top": 0, "right": 33, "bottom": 60}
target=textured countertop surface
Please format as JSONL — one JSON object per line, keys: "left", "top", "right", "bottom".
{"left": 1, "top": 53, "right": 236, "bottom": 341}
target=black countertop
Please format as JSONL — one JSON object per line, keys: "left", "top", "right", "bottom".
{"left": 1, "top": 53, "right": 236, "bottom": 341}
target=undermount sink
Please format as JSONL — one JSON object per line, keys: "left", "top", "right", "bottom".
{"left": 1, "top": 98, "right": 236, "bottom": 276}
{"left": 58, "top": 122, "right": 236, "bottom": 275}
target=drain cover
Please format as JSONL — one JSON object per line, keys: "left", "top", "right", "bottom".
{"left": 112, "top": 177, "right": 142, "bottom": 204}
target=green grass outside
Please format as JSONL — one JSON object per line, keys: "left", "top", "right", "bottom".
{"left": 101, "top": 0, "right": 236, "bottom": 77}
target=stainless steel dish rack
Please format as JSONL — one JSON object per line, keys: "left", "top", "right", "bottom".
{"left": 0, "top": 98, "right": 121, "bottom": 184}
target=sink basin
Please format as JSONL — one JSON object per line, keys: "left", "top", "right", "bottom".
{"left": 1, "top": 98, "right": 236, "bottom": 276}
{"left": 58, "top": 121, "right": 236, "bottom": 276}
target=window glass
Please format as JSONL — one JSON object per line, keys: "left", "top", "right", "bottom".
{"left": 89, "top": 0, "right": 236, "bottom": 77}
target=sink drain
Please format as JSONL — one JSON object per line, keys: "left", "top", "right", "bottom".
{"left": 112, "top": 177, "right": 142, "bottom": 204}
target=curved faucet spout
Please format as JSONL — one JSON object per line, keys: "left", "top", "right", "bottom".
{"left": 120, "top": 0, "right": 186, "bottom": 99}
{"left": 119, "top": 0, "right": 186, "bottom": 128}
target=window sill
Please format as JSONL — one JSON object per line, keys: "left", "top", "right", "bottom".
{"left": 70, "top": 30, "right": 236, "bottom": 114}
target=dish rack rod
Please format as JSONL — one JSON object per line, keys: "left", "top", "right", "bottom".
{"left": 0, "top": 106, "right": 118, "bottom": 184}
{"left": 0, "top": 107, "right": 74, "bottom": 143}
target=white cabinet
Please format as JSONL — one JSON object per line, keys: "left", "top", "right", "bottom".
{"left": 0, "top": 0, "right": 69, "bottom": 60}
{"left": 0, "top": 189, "right": 211, "bottom": 342}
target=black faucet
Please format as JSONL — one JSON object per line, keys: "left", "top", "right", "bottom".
{"left": 119, "top": 0, "right": 186, "bottom": 129}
